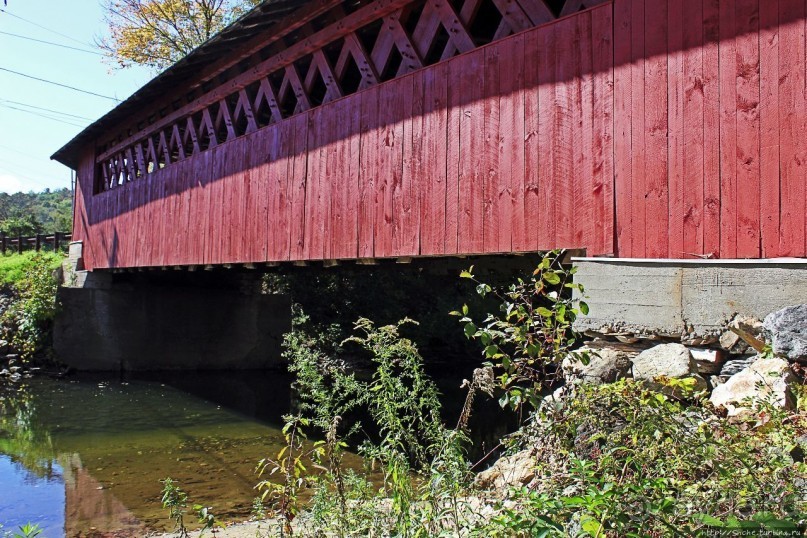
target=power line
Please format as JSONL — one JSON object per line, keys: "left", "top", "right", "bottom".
{"left": 0, "top": 8, "right": 91, "bottom": 47}
{"left": 0, "top": 30, "right": 103, "bottom": 55}
{"left": 1, "top": 99, "right": 95, "bottom": 121}
{"left": 0, "top": 66, "right": 122, "bottom": 102}
{"left": 0, "top": 102, "right": 87, "bottom": 128}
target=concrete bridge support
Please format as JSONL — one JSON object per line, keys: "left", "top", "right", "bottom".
{"left": 55, "top": 242, "right": 291, "bottom": 371}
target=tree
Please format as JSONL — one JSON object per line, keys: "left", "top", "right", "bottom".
{"left": 98, "top": 0, "right": 261, "bottom": 71}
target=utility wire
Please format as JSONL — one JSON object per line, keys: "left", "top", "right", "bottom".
{"left": 0, "top": 99, "right": 95, "bottom": 121}
{"left": 0, "top": 30, "right": 103, "bottom": 55}
{"left": 0, "top": 66, "right": 121, "bottom": 102}
{"left": 0, "top": 8, "right": 91, "bottom": 47}
{"left": 0, "top": 103, "right": 87, "bottom": 128}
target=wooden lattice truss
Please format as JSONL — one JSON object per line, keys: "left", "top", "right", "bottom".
{"left": 96, "top": 0, "right": 607, "bottom": 192}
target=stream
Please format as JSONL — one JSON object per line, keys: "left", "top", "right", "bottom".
{"left": 0, "top": 369, "right": 514, "bottom": 538}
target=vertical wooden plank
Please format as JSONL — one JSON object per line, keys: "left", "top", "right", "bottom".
{"left": 346, "top": 96, "right": 362, "bottom": 260}
{"left": 591, "top": 5, "right": 615, "bottom": 256}
{"left": 358, "top": 89, "right": 378, "bottom": 259}
{"left": 289, "top": 114, "right": 310, "bottom": 261}
{"left": 719, "top": 0, "right": 738, "bottom": 258}
{"left": 482, "top": 44, "right": 502, "bottom": 253}
{"left": 644, "top": 0, "right": 669, "bottom": 258}
{"left": 304, "top": 108, "right": 325, "bottom": 260}
{"left": 321, "top": 106, "right": 335, "bottom": 260}
{"left": 760, "top": 0, "right": 780, "bottom": 257}
{"left": 375, "top": 80, "right": 405, "bottom": 258}
{"left": 703, "top": 0, "right": 722, "bottom": 256}
{"left": 555, "top": 17, "right": 575, "bottom": 249}
{"left": 329, "top": 101, "right": 348, "bottom": 260}
{"left": 501, "top": 33, "right": 526, "bottom": 253}
{"left": 576, "top": 12, "right": 595, "bottom": 251}
{"left": 735, "top": 0, "right": 761, "bottom": 258}
{"left": 613, "top": 0, "right": 632, "bottom": 257}
{"left": 267, "top": 122, "right": 288, "bottom": 262}
{"left": 523, "top": 27, "right": 542, "bottom": 251}
{"left": 457, "top": 49, "right": 485, "bottom": 254}
{"left": 445, "top": 57, "right": 462, "bottom": 254}
{"left": 778, "top": 0, "right": 805, "bottom": 256}
{"left": 630, "top": 0, "right": 646, "bottom": 257}
{"left": 667, "top": 0, "right": 685, "bottom": 258}
{"left": 419, "top": 62, "right": 449, "bottom": 255}
{"left": 682, "top": 0, "right": 705, "bottom": 257}
{"left": 244, "top": 131, "right": 261, "bottom": 262}
{"left": 536, "top": 21, "right": 557, "bottom": 251}
{"left": 395, "top": 74, "right": 419, "bottom": 256}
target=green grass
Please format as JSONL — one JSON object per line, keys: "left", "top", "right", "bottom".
{"left": 0, "top": 252, "right": 64, "bottom": 287}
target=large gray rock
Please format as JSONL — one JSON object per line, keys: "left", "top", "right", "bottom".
{"left": 562, "top": 347, "right": 632, "bottom": 385}
{"left": 632, "top": 343, "right": 707, "bottom": 394}
{"left": 710, "top": 357, "right": 798, "bottom": 416}
{"left": 632, "top": 343, "right": 696, "bottom": 380}
{"left": 764, "top": 305, "right": 807, "bottom": 363}
{"left": 475, "top": 449, "right": 536, "bottom": 491}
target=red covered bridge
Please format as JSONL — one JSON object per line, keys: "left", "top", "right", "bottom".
{"left": 54, "top": 0, "right": 807, "bottom": 271}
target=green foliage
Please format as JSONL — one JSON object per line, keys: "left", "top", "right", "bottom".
{"left": 193, "top": 504, "right": 222, "bottom": 536}
{"left": 99, "top": 0, "right": 262, "bottom": 70}
{"left": 0, "top": 251, "right": 63, "bottom": 287}
{"left": 279, "top": 317, "right": 481, "bottom": 537}
{"left": 1, "top": 253, "right": 62, "bottom": 359}
{"left": 161, "top": 477, "right": 190, "bottom": 538}
{"left": 453, "top": 250, "right": 588, "bottom": 410}
{"left": 478, "top": 379, "right": 807, "bottom": 537}
{"left": 0, "top": 189, "right": 72, "bottom": 235}
{"left": 345, "top": 318, "right": 445, "bottom": 469}
{"left": 257, "top": 414, "right": 322, "bottom": 537}
{"left": 10, "top": 523, "right": 42, "bottom": 538}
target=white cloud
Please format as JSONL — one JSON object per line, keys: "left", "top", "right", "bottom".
{"left": 0, "top": 172, "right": 30, "bottom": 194}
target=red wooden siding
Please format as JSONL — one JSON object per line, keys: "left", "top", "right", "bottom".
{"left": 74, "top": 4, "right": 614, "bottom": 270}
{"left": 72, "top": 0, "right": 807, "bottom": 270}
{"left": 613, "top": 0, "right": 807, "bottom": 259}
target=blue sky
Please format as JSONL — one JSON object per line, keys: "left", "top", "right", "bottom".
{"left": 0, "top": 1, "right": 154, "bottom": 193}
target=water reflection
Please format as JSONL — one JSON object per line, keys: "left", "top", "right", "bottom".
{"left": 0, "top": 369, "right": 516, "bottom": 538}
{"left": 0, "top": 372, "right": 314, "bottom": 537}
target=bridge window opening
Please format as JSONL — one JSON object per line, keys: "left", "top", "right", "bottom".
{"left": 425, "top": 25, "right": 451, "bottom": 65}
{"left": 357, "top": 19, "right": 383, "bottom": 54}
{"left": 380, "top": 47, "right": 403, "bottom": 82}
{"left": 307, "top": 68, "right": 329, "bottom": 107}
{"left": 402, "top": 1, "right": 427, "bottom": 35}
{"left": 468, "top": 0, "right": 503, "bottom": 46}
{"left": 278, "top": 78, "right": 299, "bottom": 119}
{"left": 340, "top": 54, "right": 364, "bottom": 95}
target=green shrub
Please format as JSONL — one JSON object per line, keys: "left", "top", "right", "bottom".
{"left": 1, "top": 253, "right": 62, "bottom": 359}
{"left": 453, "top": 249, "right": 589, "bottom": 410}
{"left": 479, "top": 380, "right": 807, "bottom": 537}
{"left": 0, "top": 252, "right": 62, "bottom": 287}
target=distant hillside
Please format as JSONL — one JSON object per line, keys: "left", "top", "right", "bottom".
{"left": 0, "top": 189, "right": 72, "bottom": 237}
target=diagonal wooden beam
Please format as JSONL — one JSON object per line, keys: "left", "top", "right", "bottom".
{"left": 490, "top": 0, "right": 532, "bottom": 33}
{"left": 158, "top": 130, "right": 171, "bottom": 166}
{"left": 236, "top": 88, "right": 259, "bottom": 133}
{"left": 336, "top": 32, "right": 380, "bottom": 89}
{"left": 184, "top": 116, "right": 201, "bottom": 155}
{"left": 285, "top": 64, "right": 312, "bottom": 113}
{"left": 439, "top": 0, "right": 482, "bottom": 60}
{"left": 200, "top": 108, "right": 217, "bottom": 148}
{"left": 125, "top": 147, "right": 137, "bottom": 180}
{"left": 255, "top": 77, "right": 285, "bottom": 123}
{"left": 171, "top": 124, "right": 186, "bottom": 160}
{"left": 433, "top": 0, "right": 476, "bottom": 54}
{"left": 135, "top": 143, "right": 148, "bottom": 177}
{"left": 215, "top": 99, "right": 237, "bottom": 141}
{"left": 384, "top": 11, "right": 424, "bottom": 76}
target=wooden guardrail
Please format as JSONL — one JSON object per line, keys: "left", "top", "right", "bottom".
{"left": 0, "top": 232, "right": 72, "bottom": 255}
